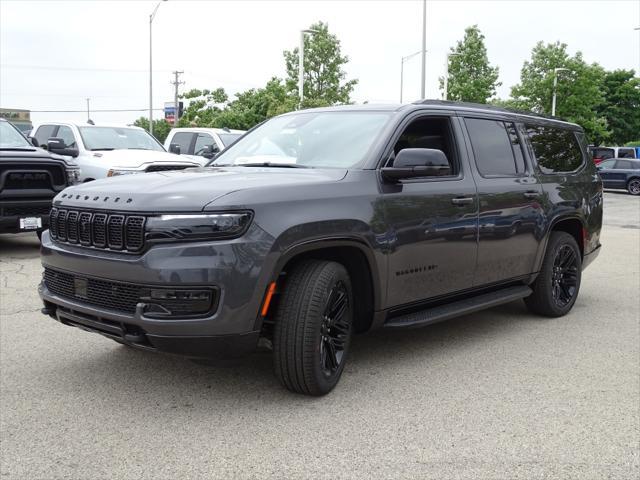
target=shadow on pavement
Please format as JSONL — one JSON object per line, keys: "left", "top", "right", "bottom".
{"left": 0, "top": 233, "right": 40, "bottom": 257}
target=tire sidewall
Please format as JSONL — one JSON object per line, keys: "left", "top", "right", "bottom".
{"left": 546, "top": 234, "right": 582, "bottom": 315}
{"left": 627, "top": 179, "right": 640, "bottom": 196}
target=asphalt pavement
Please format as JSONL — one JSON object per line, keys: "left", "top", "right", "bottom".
{"left": 1, "top": 191, "right": 638, "bottom": 479}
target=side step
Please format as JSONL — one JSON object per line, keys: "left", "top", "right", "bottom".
{"left": 384, "top": 285, "right": 532, "bottom": 328}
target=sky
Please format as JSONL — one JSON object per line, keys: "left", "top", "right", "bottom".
{"left": 1, "top": 0, "right": 639, "bottom": 125}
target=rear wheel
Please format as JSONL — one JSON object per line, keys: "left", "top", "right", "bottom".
{"left": 273, "top": 260, "right": 353, "bottom": 396}
{"left": 525, "top": 231, "right": 582, "bottom": 317}
{"left": 627, "top": 178, "right": 640, "bottom": 196}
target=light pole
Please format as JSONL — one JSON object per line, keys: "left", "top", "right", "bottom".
{"left": 400, "top": 51, "right": 422, "bottom": 103}
{"left": 420, "top": 0, "right": 427, "bottom": 99}
{"left": 635, "top": 27, "right": 639, "bottom": 72}
{"left": 443, "top": 52, "right": 460, "bottom": 101}
{"left": 551, "top": 67, "right": 570, "bottom": 117}
{"left": 149, "top": 0, "right": 167, "bottom": 137}
{"left": 299, "top": 28, "right": 319, "bottom": 108}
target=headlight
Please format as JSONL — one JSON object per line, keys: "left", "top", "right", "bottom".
{"left": 145, "top": 212, "right": 253, "bottom": 242}
{"left": 107, "top": 169, "right": 140, "bottom": 177}
{"left": 66, "top": 168, "right": 81, "bottom": 184}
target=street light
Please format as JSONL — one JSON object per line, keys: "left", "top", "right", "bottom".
{"left": 551, "top": 67, "right": 570, "bottom": 117}
{"left": 400, "top": 51, "right": 422, "bottom": 103}
{"left": 149, "top": 0, "right": 167, "bottom": 137}
{"left": 299, "top": 28, "right": 320, "bottom": 108}
{"left": 443, "top": 52, "right": 460, "bottom": 101}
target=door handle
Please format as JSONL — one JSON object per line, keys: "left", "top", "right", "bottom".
{"left": 523, "top": 190, "right": 541, "bottom": 199}
{"left": 451, "top": 197, "right": 474, "bottom": 206}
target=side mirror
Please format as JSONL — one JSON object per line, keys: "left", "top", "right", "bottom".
{"left": 169, "top": 143, "right": 181, "bottom": 155}
{"left": 47, "top": 138, "right": 79, "bottom": 158}
{"left": 381, "top": 148, "right": 451, "bottom": 181}
{"left": 202, "top": 143, "right": 219, "bottom": 159}
{"left": 29, "top": 137, "right": 39, "bottom": 147}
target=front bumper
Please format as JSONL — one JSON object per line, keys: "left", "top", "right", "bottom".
{"left": 39, "top": 225, "right": 276, "bottom": 357}
{"left": 0, "top": 199, "right": 52, "bottom": 234}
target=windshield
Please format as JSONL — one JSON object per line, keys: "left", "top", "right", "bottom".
{"left": 0, "top": 121, "right": 32, "bottom": 148}
{"left": 78, "top": 127, "right": 165, "bottom": 151}
{"left": 218, "top": 133, "right": 242, "bottom": 147}
{"left": 212, "top": 111, "right": 391, "bottom": 168}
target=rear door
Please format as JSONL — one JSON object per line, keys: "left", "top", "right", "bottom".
{"left": 597, "top": 160, "right": 618, "bottom": 188}
{"left": 461, "top": 116, "right": 545, "bottom": 286}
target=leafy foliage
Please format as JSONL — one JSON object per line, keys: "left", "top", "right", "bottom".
{"left": 597, "top": 70, "right": 640, "bottom": 145}
{"left": 510, "top": 42, "right": 608, "bottom": 142}
{"left": 132, "top": 117, "right": 172, "bottom": 144}
{"left": 283, "top": 21, "right": 358, "bottom": 107}
{"left": 438, "top": 25, "right": 501, "bottom": 103}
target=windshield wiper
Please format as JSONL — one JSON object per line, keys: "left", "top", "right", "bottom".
{"left": 234, "top": 162, "right": 311, "bottom": 168}
{"left": 0, "top": 147, "right": 35, "bottom": 151}
{"left": 90, "top": 148, "right": 115, "bottom": 151}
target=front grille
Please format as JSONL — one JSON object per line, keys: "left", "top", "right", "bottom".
{"left": 44, "top": 268, "right": 142, "bottom": 314}
{"left": 0, "top": 163, "right": 66, "bottom": 189}
{"left": 1, "top": 205, "right": 51, "bottom": 217}
{"left": 49, "top": 208, "right": 145, "bottom": 253}
{"left": 145, "top": 164, "right": 191, "bottom": 173}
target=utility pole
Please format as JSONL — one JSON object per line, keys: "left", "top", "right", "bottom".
{"left": 171, "top": 70, "right": 184, "bottom": 126}
{"left": 86, "top": 98, "right": 90, "bottom": 120}
{"left": 551, "top": 67, "right": 570, "bottom": 116}
{"left": 420, "top": 0, "right": 427, "bottom": 99}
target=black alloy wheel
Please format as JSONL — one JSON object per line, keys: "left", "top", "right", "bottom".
{"left": 551, "top": 244, "right": 579, "bottom": 308}
{"left": 319, "top": 281, "right": 351, "bottom": 376}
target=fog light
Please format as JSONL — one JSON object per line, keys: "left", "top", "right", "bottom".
{"left": 139, "top": 288, "right": 215, "bottom": 318}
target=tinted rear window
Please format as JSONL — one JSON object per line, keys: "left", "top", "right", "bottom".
{"left": 465, "top": 118, "right": 518, "bottom": 176}
{"left": 525, "top": 125, "right": 584, "bottom": 173}
{"left": 617, "top": 148, "right": 636, "bottom": 159}
{"left": 592, "top": 147, "right": 615, "bottom": 160}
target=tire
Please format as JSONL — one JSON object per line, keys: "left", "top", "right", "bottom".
{"left": 525, "top": 231, "right": 582, "bottom": 317}
{"left": 627, "top": 178, "right": 640, "bottom": 196}
{"left": 273, "top": 259, "right": 353, "bottom": 396}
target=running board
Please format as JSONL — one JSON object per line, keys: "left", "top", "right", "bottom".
{"left": 384, "top": 285, "right": 532, "bottom": 328}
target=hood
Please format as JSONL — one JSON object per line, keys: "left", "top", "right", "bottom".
{"left": 89, "top": 149, "right": 206, "bottom": 168}
{"left": 53, "top": 166, "right": 348, "bottom": 212}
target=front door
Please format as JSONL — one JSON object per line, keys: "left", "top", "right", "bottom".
{"left": 381, "top": 113, "right": 478, "bottom": 308}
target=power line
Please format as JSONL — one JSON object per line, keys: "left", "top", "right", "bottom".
{"left": 1, "top": 64, "right": 171, "bottom": 73}
{"left": 29, "top": 108, "right": 165, "bottom": 113}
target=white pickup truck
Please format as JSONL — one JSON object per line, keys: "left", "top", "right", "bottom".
{"left": 30, "top": 122, "right": 203, "bottom": 182}
{"left": 164, "top": 127, "right": 245, "bottom": 162}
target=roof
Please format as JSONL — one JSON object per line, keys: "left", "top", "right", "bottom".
{"left": 169, "top": 127, "right": 246, "bottom": 134}
{"left": 289, "top": 100, "right": 581, "bottom": 129}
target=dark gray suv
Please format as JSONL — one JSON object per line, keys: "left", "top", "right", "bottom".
{"left": 39, "top": 101, "right": 603, "bottom": 395}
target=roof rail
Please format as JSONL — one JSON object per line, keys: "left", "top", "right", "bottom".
{"left": 413, "top": 99, "right": 564, "bottom": 123}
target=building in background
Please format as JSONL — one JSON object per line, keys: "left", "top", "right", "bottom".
{"left": 0, "top": 108, "right": 32, "bottom": 133}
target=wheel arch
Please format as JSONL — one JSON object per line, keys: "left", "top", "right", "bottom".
{"left": 272, "top": 238, "right": 382, "bottom": 333}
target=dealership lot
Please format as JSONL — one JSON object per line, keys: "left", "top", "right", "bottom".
{"left": 0, "top": 192, "right": 638, "bottom": 479}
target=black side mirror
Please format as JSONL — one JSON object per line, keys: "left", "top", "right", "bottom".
{"left": 382, "top": 148, "right": 451, "bottom": 181}
{"left": 29, "top": 137, "right": 39, "bottom": 147}
{"left": 169, "top": 143, "right": 181, "bottom": 155}
{"left": 202, "top": 143, "right": 219, "bottom": 159}
{"left": 47, "top": 138, "right": 79, "bottom": 158}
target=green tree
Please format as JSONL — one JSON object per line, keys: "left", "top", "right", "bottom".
{"left": 132, "top": 117, "right": 172, "bottom": 143}
{"left": 177, "top": 88, "right": 228, "bottom": 127}
{"left": 597, "top": 69, "right": 640, "bottom": 145}
{"left": 510, "top": 41, "right": 608, "bottom": 142}
{"left": 439, "top": 25, "right": 501, "bottom": 103}
{"left": 283, "top": 21, "right": 357, "bottom": 107}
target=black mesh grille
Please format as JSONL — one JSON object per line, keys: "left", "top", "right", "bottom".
{"left": 107, "top": 215, "right": 124, "bottom": 249}
{"left": 1, "top": 205, "right": 51, "bottom": 217}
{"left": 78, "top": 212, "right": 92, "bottom": 245}
{"left": 66, "top": 211, "right": 79, "bottom": 243}
{"left": 145, "top": 165, "right": 191, "bottom": 173}
{"left": 49, "top": 209, "right": 145, "bottom": 253}
{"left": 44, "top": 268, "right": 141, "bottom": 314}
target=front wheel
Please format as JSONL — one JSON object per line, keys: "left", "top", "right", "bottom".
{"left": 525, "top": 231, "right": 582, "bottom": 317}
{"left": 273, "top": 260, "right": 353, "bottom": 396}
{"left": 627, "top": 178, "right": 640, "bottom": 196}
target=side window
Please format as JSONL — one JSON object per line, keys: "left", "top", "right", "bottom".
{"left": 194, "top": 134, "right": 219, "bottom": 156}
{"left": 34, "top": 125, "right": 56, "bottom": 147}
{"left": 615, "top": 160, "right": 633, "bottom": 170}
{"left": 617, "top": 148, "right": 635, "bottom": 159}
{"left": 598, "top": 160, "right": 616, "bottom": 169}
{"left": 506, "top": 123, "right": 526, "bottom": 173}
{"left": 56, "top": 126, "right": 77, "bottom": 148}
{"left": 169, "top": 132, "right": 194, "bottom": 154}
{"left": 390, "top": 116, "right": 459, "bottom": 177}
{"left": 525, "top": 125, "right": 584, "bottom": 174}
{"left": 465, "top": 118, "right": 517, "bottom": 176}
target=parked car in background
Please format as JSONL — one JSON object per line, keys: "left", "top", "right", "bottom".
{"left": 597, "top": 158, "right": 640, "bottom": 195}
{"left": 591, "top": 146, "right": 637, "bottom": 164}
{"left": 0, "top": 119, "right": 79, "bottom": 239}
{"left": 39, "top": 101, "right": 602, "bottom": 396}
{"left": 164, "top": 127, "right": 245, "bottom": 161}
{"left": 30, "top": 122, "right": 202, "bottom": 181}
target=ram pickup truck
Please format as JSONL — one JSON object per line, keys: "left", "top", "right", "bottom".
{"left": 38, "top": 101, "right": 602, "bottom": 395}
{"left": 0, "top": 119, "right": 79, "bottom": 238}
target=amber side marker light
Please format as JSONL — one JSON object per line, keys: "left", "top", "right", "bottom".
{"left": 261, "top": 282, "right": 277, "bottom": 317}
